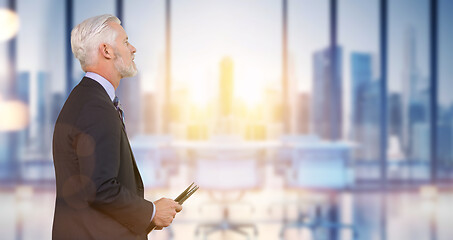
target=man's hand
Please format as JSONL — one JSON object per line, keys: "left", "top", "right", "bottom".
{"left": 152, "top": 198, "right": 183, "bottom": 229}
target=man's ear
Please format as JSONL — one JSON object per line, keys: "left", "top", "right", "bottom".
{"left": 99, "top": 43, "right": 114, "bottom": 59}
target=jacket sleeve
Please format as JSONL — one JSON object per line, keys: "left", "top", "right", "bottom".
{"left": 74, "top": 100, "right": 154, "bottom": 235}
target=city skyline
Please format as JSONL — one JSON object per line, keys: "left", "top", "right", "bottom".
{"left": 0, "top": 0, "right": 451, "bottom": 176}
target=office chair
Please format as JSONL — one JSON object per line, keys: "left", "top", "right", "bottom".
{"left": 190, "top": 146, "right": 263, "bottom": 240}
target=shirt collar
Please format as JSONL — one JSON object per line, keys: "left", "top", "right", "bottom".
{"left": 85, "top": 72, "right": 116, "bottom": 101}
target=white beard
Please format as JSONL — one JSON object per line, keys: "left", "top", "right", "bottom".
{"left": 114, "top": 52, "right": 137, "bottom": 78}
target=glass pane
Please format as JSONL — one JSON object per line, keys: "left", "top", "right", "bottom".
{"left": 172, "top": 0, "right": 281, "bottom": 140}
{"left": 3, "top": 0, "right": 66, "bottom": 181}
{"left": 388, "top": 0, "right": 431, "bottom": 181}
{"left": 288, "top": 0, "right": 329, "bottom": 137}
{"left": 437, "top": 0, "right": 453, "bottom": 180}
{"left": 338, "top": 0, "right": 380, "bottom": 181}
{"left": 338, "top": 1, "right": 383, "bottom": 239}
{"left": 122, "top": 0, "right": 165, "bottom": 136}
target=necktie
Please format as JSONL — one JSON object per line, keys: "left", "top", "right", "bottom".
{"left": 113, "top": 96, "right": 125, "bottom": 127}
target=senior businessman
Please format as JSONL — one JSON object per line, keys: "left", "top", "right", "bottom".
{"left": 52, "top": 14, "right": 181, "bottom": 240}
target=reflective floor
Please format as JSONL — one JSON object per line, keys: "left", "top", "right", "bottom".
{"left": 1, "top": 165, "right": 453, "bottom": 240}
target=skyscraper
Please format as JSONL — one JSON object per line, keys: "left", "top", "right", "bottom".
{"left": 437, "top": 106, "right": 453, "bottom": 177}
{"left": 218, "top": 57, "right": 234, "bottom": 135}
{"left": 351, "top": 53, "right": 372, "bottom": 126}
{"left": 312, "top": 46, "right": 343, "bottom": 140}
{"left": 389, "top": 93, "right": 403, "bottom": 138}
{"left": 17, "top": 72, "right": 30, "bottom": 103}
{"left": 117, "top": 73, "right": 142, "bottom": 137}
{"left": 296, "top": 92, "right": 310, "bottom": 134}
{"left": 350, "top": 53, "right": 380, "bottom": 161}
{"left": 219, "top": 56, "right": 234, "bottom": 118}
{"left": 401, "top": 27, "right": 430, "bottom": 161}
{"left": 17, "top": 72, "right": 31, "bottom": 154}
{"left": 28, "top": 71, "right": 51, "bottom": 154}
{"left": 143, "top": 92, "right": 158, "bottom": 134}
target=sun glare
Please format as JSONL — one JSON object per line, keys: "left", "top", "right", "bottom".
{"left": 190, "top": 82, "right": 209, "bottom": 107}
{"left": 0, "top": 9, "right": 20, "bottom": 42}
{"left": 0, "top": 100, "right": 29, "bottom": 131}
{"left": 235, "top": 69, "right": 263, "bottom": 107}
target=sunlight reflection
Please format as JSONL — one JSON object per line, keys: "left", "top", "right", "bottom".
{"left": 0, "top": 9, "right": 20, "bottom": 42}
{"left": 0, "top": 100, "right": 29, "bottom": 131}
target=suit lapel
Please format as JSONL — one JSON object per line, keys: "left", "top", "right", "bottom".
{"left": 122, "top": 125, "right": 145, "bottom": 196}
{"left": 82, "top": 76, "right": 145, "bottom": 196}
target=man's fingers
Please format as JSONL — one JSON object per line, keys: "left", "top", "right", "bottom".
{"left": 175, "top": 204, "right": 182, "bottom": 212}
{"left": 152, "top": 197, "right": 184, "bottom": 229}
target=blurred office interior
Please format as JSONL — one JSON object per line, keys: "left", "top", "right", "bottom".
{"left": 1, "top": 0, "right": 453, "bottom": 239}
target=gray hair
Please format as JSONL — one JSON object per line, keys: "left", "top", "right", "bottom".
{"left": 71, "top": 14, "right": 121, "bottom": 70}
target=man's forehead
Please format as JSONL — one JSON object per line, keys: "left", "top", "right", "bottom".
{"left": 108, "top": 21, "right": 127, "bottom": 38}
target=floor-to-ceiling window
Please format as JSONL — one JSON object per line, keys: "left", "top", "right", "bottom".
{"left": 120, "top": 0, "right": 166, "bottom": 137}
{"left": 171, "top": 0, "right": 281, "bottom": 140}
{"left": 387, "top": 1, "right": 433, "bottom": 239}
{"left": 437, "top": 0, "right": 453, "bottom": 181}
{"left": 387, "top": 0, "right": 431, "bottom": 182}
{"left": 338, "top": 0, "right": 381, "bottom": 180}
{"left": 338, "top": 2, "right": 383, "bottom": 239}
{"left": 4, "top": 0, "right": 66, "bottom": 181}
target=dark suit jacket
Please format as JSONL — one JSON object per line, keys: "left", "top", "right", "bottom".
{"left": 52, "top": 77, "right": 154, "bottom": 240}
